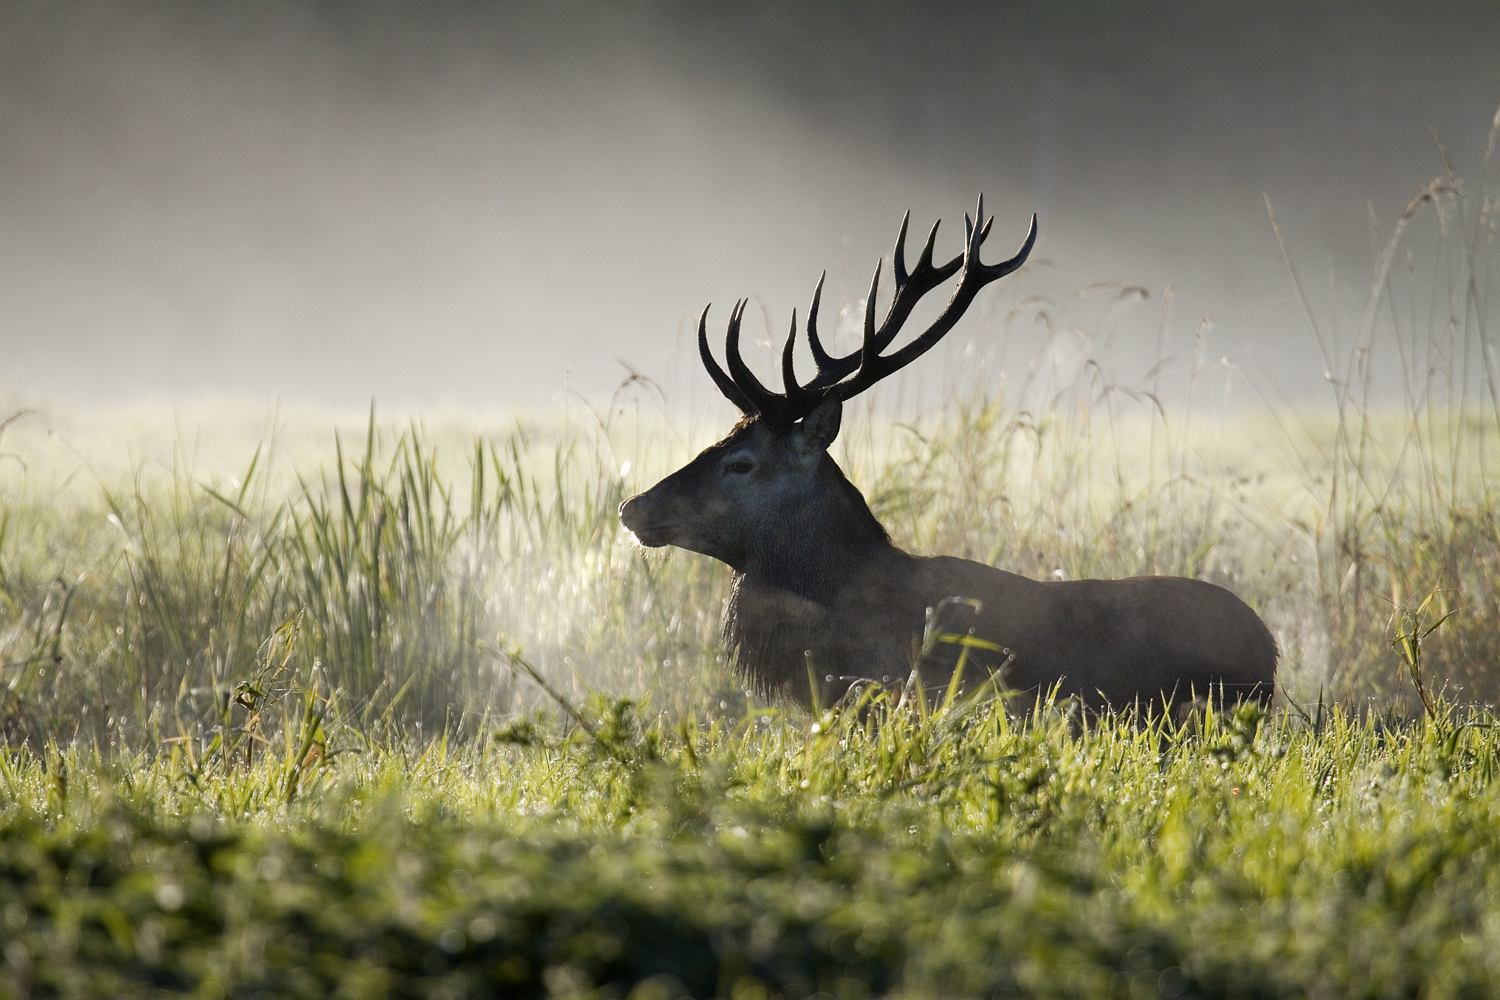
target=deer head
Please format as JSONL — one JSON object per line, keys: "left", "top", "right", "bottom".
{"left": 621, "top": 197, "right": 1035, "bottom": 591}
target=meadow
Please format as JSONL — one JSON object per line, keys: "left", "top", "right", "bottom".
{"left": 2, "top": 136, "right": 1498, "bottom": 996}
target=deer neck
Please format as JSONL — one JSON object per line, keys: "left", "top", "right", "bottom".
{"left": 739, "top": 458, "right": 894, "bottom": 606}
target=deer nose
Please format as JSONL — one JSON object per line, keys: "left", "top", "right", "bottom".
{"left": 618, "top": 495, "right": 643, "bottom": 530}
{"left": 619, "top": 494, "right": 672, "bottom": 547}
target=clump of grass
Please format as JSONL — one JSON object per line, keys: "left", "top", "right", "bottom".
{"left": 0, "top": 397, "right": 748, "bottom": 752}
{"left": 1258, "top": 105, "right": 1500, "bottom": 708}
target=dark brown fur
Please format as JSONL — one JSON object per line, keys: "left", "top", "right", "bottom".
{"left": 621, "top": 405, "right": 1276, "bottom": 712}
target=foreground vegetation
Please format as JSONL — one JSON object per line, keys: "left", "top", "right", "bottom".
{"left": 5, "top": 695, "right": 1500, "bottom": 999}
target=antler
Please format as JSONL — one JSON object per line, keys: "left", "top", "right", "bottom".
{"left": 700, "top": 195, "right": 1037, "bottom": 430}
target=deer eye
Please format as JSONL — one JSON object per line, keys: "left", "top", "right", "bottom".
{"left": 724, "top": 459, "right": 756, "bottom": 476}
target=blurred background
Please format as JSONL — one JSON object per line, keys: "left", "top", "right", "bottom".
{"left": 1, "top": 0, "right": 1497, "bottom": 413}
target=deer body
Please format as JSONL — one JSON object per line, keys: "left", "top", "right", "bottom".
{"left": 732, "top": 555, "right": 1275, "bottom": 710}
{"left": 620, "top": 200, "right": 1276, "bottom": 712}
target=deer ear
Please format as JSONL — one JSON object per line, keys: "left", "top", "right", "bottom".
{"left": 791, "top": 395, "right": 842, "bottom": 463}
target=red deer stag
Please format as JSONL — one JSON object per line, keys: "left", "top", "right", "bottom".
{"left": 620, "top": 198, "right": 1276, "bottom": 713}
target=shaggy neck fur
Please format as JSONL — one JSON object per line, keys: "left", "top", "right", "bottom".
{"left": 739, "top": 455, "right": 891, "bottom": 605}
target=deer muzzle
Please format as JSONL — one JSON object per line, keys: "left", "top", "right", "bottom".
{"left": 618, "top": 494, "right": 674, "bottom": 547}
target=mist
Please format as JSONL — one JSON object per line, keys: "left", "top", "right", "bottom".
{"left": 1, "top": 1, "right": 1497, "bottom": 414}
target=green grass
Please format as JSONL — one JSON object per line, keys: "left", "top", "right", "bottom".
{"left": 1, "top": 116, "right": 1498, "bottom": 997}
{"left": 5, "top": 697, "right": 1500, "bottom": 998}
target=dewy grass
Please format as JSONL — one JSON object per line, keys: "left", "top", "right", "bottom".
{"left": 4, "top": 695, "right": 1500, "bottom": 997}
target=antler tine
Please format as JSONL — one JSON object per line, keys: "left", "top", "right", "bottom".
{"left": 804, "top": 272, "right": 836, "bottom": 369}
{"left": 961, "top": 195, "right": 992, "bottom": 252}
{"left": 804, "top": 272, "right": 863, "bottom": 391}
{"left": 966, "top": 194, "right": 997, "bottom": 255}
{"left": 723, "top": 299, "right": 791, "bottom": 424}
{"left": 971, "top": 212, "right": 1037, "bottom": 283}
{"left": 862, "top": 257, "right": 882, "bottom": 348}
{"left": 699, "top": 305, "right": 755, "bottom": 415}
{"left": 915, "top": 218, "right": 942, "bottom": 276}
{"left": 781, "top": 307, "right": 822, "bottom": 416}
{"left": 892, "top": 211, "right": 912, "bottom": 285}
